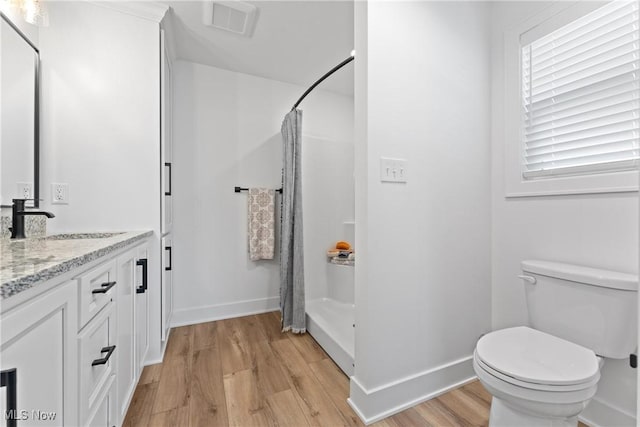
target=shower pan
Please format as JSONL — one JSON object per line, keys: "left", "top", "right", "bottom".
{"left": 306, "top": 265, "right": 355, "bottom": 375}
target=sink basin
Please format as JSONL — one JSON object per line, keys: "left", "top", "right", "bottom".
{"left": 43, "top": 232, "right": 126, "bottom": 240}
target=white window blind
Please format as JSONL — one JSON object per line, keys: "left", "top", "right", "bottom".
{"left": 521, "top": 1, "right": 640, "bottom": 179}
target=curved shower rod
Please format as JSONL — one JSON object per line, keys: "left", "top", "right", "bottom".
{"left": 290, "top": 52, "right": 355, "bottom": 111}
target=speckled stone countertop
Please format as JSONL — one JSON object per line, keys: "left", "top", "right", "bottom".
{"left": 0, "top": 230, "right": 153, "bottom": 300}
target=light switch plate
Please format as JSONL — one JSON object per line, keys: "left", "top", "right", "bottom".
{"left": 380, "top": 157, "right": 408, "bottom": 183}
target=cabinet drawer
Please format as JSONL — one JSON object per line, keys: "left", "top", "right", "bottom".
{"left": 79, "top": 303, "right": 116, "bottom": 423}
{"left": 77, "top": 260, "right": 117, "bottom": 329}
{"left": 85, "top": 374, "right": 115, "bottom": 427}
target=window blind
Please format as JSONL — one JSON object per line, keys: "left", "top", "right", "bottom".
{"left": 521, "top": 1, "right": 640, "bottom": 179}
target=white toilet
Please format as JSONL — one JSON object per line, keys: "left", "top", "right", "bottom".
{"left": 474, "top": 260, "right": 638, "bottom": 427}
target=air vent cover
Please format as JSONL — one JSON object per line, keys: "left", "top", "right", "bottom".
{"left": 202, "top": 1, "right": 258, "bottom": 37}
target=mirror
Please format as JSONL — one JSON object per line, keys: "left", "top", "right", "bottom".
{"left": 0, "top": 13, "right": 39, "bottom": 208}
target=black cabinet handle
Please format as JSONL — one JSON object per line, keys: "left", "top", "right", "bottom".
{"left": 92, "top": 345, "right": 116, "bottom": 366}
{"left": 92, "top": 281, "right": 116, "bottom": 294}
{"left": 165, "top": 162, "right": 172, "bottom": 196}
{"left": 631, "top": 353, "right": 637, "bottom": 368}
{"left": 136, "top": 258, "right": 148, "bottom": 294}
{"left": 165, "top": 246, "right": 172, "bottom": 271}
{"left": 1, "top": 369, "right": 17, "bottom": 427}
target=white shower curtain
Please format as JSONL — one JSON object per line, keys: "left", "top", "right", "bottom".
{"left": 280, "top": 109, "right": 305, "bottom": 333}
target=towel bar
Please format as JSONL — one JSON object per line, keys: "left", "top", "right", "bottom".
{"left": 234, "top": 186, "right": 282, "bottom": 194}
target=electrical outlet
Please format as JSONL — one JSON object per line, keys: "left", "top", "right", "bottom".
{"left": 16, "top": 182, "right": 33, "bottom": 199}
{"left": 51, "top": 183, "right": 69, "bottom": 204}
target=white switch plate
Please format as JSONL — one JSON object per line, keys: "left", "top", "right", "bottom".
{"left": 52, "top": 183, "right": 69, "bottom": 204}
{"left": 16, "top": 182, "right": 33, "bottom": 199}
{"left": 380, "top": 157, "right": 408, "bottom": 183}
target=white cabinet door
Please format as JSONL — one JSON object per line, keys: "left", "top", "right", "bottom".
{"left": 161, "top": 29, "right": 173, "bottom": 235}
{"left": 0, "top": 282, "right": 78, "bottom": 427}
{"left": 161, "top": 235, "right": 173, "bottom": 341}
{"left": 135, "top": 244, "right": 149, "bottom": 372}
{"left": 116, "top": 248, "right": 137, "bottom": 424}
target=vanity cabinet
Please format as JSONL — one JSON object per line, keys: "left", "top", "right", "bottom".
{"left": 0, "top": 281, "right": 78, "bottom": 426}
{"left": 0, "top": 234, "right": 151, "bottom": 427}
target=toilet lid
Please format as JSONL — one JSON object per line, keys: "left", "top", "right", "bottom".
{"left": 476, "top": 327, "right": 599, "bottom": 386}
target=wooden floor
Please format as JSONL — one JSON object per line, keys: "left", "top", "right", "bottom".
{"left": 123, "top": 312, "right": 585, "bottom": 427}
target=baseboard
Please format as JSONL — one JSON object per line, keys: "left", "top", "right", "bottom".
{"left": 170, "top": 296, "right": 279, "bottom": 327}
{"left": 579, "top": 396, "right": 636, "bottom": 427}
{"left": 348, "top": 355, "right": 476, "bottom": 424}
{"left": 144, "top": 328, "right": 171, "bottom": 366}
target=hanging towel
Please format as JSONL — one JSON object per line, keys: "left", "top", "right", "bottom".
{"left": 248, "top": 188, "right": 276, "bottom": 261}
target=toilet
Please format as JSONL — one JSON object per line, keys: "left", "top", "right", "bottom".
{"left": 474, "top": 260, "right": 638, "bottom": 427}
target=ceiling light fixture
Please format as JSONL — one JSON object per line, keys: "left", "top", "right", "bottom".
{"left": 1, "top": 0, "right": 48, "bottom": 26}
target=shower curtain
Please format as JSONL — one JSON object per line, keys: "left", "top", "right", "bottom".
{"left": 280, "top": 109, "right": 305, "bottom": 333}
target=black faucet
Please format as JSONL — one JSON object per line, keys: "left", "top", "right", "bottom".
{"left": 10, "top": 199, "right": 55, "bottom": 239}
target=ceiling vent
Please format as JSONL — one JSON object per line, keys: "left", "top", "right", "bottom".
{"left": 202, "top": 1, "right": 258, "bottom": 37}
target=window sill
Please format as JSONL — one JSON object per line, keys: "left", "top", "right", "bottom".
{"left": 505, "top": 169, "right": 639, "bottom": 198}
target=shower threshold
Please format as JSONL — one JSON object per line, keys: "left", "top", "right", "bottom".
{"left": 306, "top": 298, "right": 355, "bottom": 376}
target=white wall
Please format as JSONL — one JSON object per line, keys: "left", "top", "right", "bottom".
{"left": 38, "top": 2, "right": 164, "bottom": 361}
{"left": 350, "top": 2, "right": 492, "bottom": 422}
{"left": 39, "top": 2, "right": 160, "bottom": 232}
{"left": 490, "top": 2, "right": 638, "bottom": 425}
{"left": 171, "top": 60, "right": 354, "bottom": 325}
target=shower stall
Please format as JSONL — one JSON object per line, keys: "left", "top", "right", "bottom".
{"left": 302, "top": 134, "right": 355, "bottom": 376}
{"left": 281, "top": 54, "right": 355, "bottom": 376}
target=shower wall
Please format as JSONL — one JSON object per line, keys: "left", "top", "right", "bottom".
{"left": 172, "top": 60, "right": 354, "bottom": 326}
{"left": 302, "top": 134, "right": 355, "bottom": 303}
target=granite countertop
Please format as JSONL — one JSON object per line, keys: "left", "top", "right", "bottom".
{"left": 0, "top": 230, "right": 153, "bottom": 300}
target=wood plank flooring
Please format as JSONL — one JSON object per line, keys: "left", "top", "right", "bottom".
{"left": 123, "top": 312, "right": 587, "bottom": 427}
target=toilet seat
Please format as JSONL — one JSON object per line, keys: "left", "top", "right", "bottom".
{"left": 473, "top": 355, "right": 598, "bottom": 408}
{"left": 475, "top": 327, "right": 600, "bottom": 390}
{"left": 474, "top": 351, "right": 600, "bottom": 392}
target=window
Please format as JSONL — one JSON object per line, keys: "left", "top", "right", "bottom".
{"left": 521, "top": 1, "right": 639, "bottom": 179}
{"left": 503, "top": 1, "right": 640, "bottom": 196}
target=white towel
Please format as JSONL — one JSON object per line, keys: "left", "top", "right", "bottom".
{"left": 248, "top": 188, "right": 275, "bottom": 260}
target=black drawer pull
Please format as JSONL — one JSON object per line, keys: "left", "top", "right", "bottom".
{"left": 165, "top": 162, "right": 172, "bottom": 196}
{"left": 92, "top": 281, "right": 116, "bottom": 294}
{"left": 92, "top": 345, "right": 116, "bottom": 366}
{"left": 165, "top": 246, "right": 172, "bottom": 271}
{"left": 136, "top": 258, "right": 148, "bottom": 294}
{"left": 1, "top": 369, "right": 17, "bottom": 427}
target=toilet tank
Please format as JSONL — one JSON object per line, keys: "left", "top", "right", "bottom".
{"left": 521, "top": 260, "right": 638, "bottom": 359}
